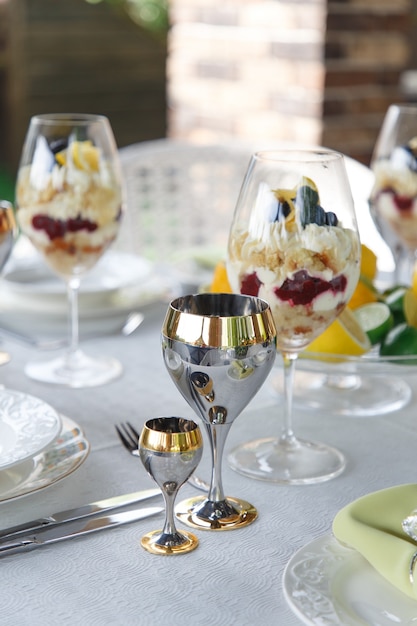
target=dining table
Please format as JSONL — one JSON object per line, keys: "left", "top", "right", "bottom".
{"left": 0, "top": 282, "right": 416, "bottom": 625}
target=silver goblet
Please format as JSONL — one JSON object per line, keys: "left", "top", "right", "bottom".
{"left": 139, "top": 416, "right": 203, "bottom": 555}
{"left": 162, "top": 293, "right": 276, "bottom": 531}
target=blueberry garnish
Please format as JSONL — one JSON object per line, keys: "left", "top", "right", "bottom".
{"left": 49, "top": 139, "right": 68, "bottom": 155}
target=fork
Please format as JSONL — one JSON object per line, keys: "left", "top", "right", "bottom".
{"left": 115, "top": 421, "right": 209, "bottom": 493}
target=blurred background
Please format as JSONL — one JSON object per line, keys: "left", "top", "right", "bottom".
{"left": 0, "top": 0, "right": 416, "bottom": 202}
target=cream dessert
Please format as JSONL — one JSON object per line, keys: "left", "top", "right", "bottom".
{"left": 16, "top": 138, "right": 122, "bottom": 278}
{"left": 370, "top": 137, "right": 417, "bottom": 249}
{"left": 228, "top": 177, "right": 360, "bottom": 353}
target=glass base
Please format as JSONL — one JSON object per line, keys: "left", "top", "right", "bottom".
{"left": 24, "top": 350, "right": 122, "bottom": 388}
{"left": 271, "top": 370, "right": 411, "bottom": 417}
{"left": 228, "top": 437, "right": 346, "bottom": 485}
{"left": 175, "top": 495, "right": 258, "bottom": 530}
{"left": 140, "top": 529, "right": 199, "bottom": 555}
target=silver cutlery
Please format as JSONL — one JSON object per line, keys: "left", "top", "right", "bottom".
{"left": 0, "top": 311, "right": 144, "bottom": 351}
{"left": 0, "top": 487, "right": 161, "bottom": 540}
{"left": 0, "top": 506, "right": 164, "bottom": 556}
{"left": 115, "top": 421, "right": 210, "bottom": 494}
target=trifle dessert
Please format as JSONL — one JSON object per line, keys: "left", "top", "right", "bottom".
{"left": 370, "top": 137, "right": 417, "bottom": 250}
{"left": 16, "top": 138, "right": 122, "bottom": 278}
{"left": 227, "top": 176, "right": 360, "bottom": 353}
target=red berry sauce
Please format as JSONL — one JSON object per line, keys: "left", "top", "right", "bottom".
{"left": 240, "top": 271, "right": 263, "bottom": 296}
{"left": 32, "top": 214, "right": 98, "bottom": 240}
{"left": 274, "top": 270, "right": 347, "bottom": 306}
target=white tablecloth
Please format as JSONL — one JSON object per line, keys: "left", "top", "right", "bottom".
{"left": 0, "top": 301, "right": 416, "bottom": 625}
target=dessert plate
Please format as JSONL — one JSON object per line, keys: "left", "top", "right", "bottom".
{"left": 3, "top": 251, "right": 152, "bottom": 303}
{"left": 0, "top": 389, "right": 62, "bottom": 471}
{"left": 283, "top": 534, "right": 417, "bottom": 625}
{"left": 0, "top": 415, "right": 89, "bottom": 502}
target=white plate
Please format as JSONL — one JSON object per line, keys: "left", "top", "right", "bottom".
{"left": 283, "top": 534, "right": 417, "bottom": 625}
{"left": 3, "top": 251, "right": 152, "bottom": 303}
{"left": 0, "top": 389, "right": 62, "bottom": 471}
{"left": 0, "top": 415, "right": 89, "bottom": 502}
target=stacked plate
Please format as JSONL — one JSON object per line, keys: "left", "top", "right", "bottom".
{"left": 0, "top": 248, "right": 167, "bottom": 337}
{"left": 0, "top": 388, "right": 89, "bottom": 502}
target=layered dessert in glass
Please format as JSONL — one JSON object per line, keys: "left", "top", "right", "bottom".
{"left": 228, "top": 177, "right": 360, "bottom": 353}
{"left": 16, "top": 139, "right": 122, "bottom": 279}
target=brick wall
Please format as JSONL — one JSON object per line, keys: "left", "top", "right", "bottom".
{"left": 167, "top": 0, "right": 412, "bottom": 164}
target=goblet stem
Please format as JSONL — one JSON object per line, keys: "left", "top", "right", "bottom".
{"left": 280, "top": 353, "right": 297, "bottom": 446}
{"left": 205, "top": 422, "right": 232, "bottom": 503}
{"left": 67, "top": 277, "right": 81, "bottom": 360}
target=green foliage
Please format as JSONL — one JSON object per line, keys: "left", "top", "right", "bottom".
{"left": 85, "top": 0, "right": 169, "bottom": 38}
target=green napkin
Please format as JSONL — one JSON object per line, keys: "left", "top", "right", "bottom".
{"left": 333, "top": 484, "right": 417, "bottom": 600}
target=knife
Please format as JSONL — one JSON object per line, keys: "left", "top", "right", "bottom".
{"left": 0, "top": 506, "right": 164, "bottom": 556}
{"left": 0, "top": 488, "right": 161, "bottom": 540}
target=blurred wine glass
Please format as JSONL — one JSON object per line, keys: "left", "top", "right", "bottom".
{"left": 15, "top": 113, "right": 123, "bottom": 387}
{"left": 370, "top": 104, "right": 417, "bottom": 284}
{"left": 0, "top": 200, "right": 18, "bottom": 365}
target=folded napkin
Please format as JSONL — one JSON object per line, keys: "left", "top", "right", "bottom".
{"left": 333, "top": 484, "right": 417, "bottom": 600}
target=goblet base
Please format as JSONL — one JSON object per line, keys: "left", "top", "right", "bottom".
{"left": 140, "top": 529, "right": 199, "bottom": 555}
{"left": 228, "top": 437, "right": 346, "bottom": 485}
{"left": 24, "top": 351, "right": 122, "bottom": 388}
{"left": 175, "top": 495, "right": 257, "bottom": 530}
{"left": 271, "top": 370, "right": 412, "bottom": 417}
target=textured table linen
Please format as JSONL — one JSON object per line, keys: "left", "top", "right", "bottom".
{"left": 0, "top": 302, "right": 416, "bottom": 626}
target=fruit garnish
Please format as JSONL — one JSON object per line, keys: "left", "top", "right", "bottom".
{"left": 383, "top": 286, "right": 408, "bottom": 326}
{"left": 274, "top": 270, "right": 347, "bottom": 306}
{"left": 380, "top": 323, "right": 417, "bottom": 363}
{"left": 209, "top": 261, "right": 232, "bottom": 293}
{"left": 347, "top": 274, "right": 378, "bottom": 310}
{"left": 360, "top": 244, "right": 378, "bottom": 280}
{"left": 353, "top": 302, "right": 394, "bottom": 346}
{"left": 56, "top": 140, "right": 100, "bottom": 172}
{"left": 304, "top": 307, "right": 371, "bottom": 357}
{"left": 271, "top": 177, "right": 339, "bottom": 228}
{"left": 403, "top": 288, "right": 417, "bottom": 328}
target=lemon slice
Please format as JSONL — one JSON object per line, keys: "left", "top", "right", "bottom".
{"left": 360, "top": 244, "right": 378, "bottom": 280}
{"left": 56, "top": 140, "right": 99, "bottom": 172}
{"left": 404, "top": 288, "right": 417, "bottom": 328}
{"left": 304, "top": 307, "right": 371, "bottom": 358}
{"left": 353, "top": 302, "right": 393, "bottom": 345}
{"left": 347, "top": 274, "right": 378, "bottom": 310}
{"left": 209, "top": 261, "right": 232, "bottom": 293}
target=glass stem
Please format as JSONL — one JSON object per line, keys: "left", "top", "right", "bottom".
{"left": 66, "top": 277, "right": 81, "bottom": 367}
{"left": 280, "top": 353, "right": 298, "bottom": 446}
{"left": 161, "top": 489, "right": 178, "bottom": 537}
{"left": 205, "top": 422, "right": 232, "bottom": 502}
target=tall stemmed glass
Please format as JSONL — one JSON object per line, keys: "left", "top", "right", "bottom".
{"left": 370, "top": 104, "right": 417, "bottom": 284}
{"left": 162, "top": 293, "right": 276, "bottom": 530}
{"left": 15, "top": 113, "right": 123, "bottom": 387}
{"left": 0, "top": 201, "right": 18, "bottom": 366}
{"left": 227, "top": 150, "right": 361, "bottom": 484}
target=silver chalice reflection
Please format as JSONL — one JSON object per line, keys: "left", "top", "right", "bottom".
{"left": 162, "top": 293, "right": 276, "bottom": 530}
{"left": 139, "top": 417, "right": 203, "bottom": 555}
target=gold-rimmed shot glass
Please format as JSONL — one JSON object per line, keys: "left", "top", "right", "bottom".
{"left": 139, "top": 417, "right": 203, "bottom": 555}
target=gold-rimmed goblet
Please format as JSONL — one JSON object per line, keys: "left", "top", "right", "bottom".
{"left": 227, "top": 150, "right": 361, "bottom": 484}
{"left": 15, "top": 113, "right": 123, "bottom": 387}
{"left": 162, "top": 292, "right": 276, "bottom": 530}
{"left": 139, "top": 417, "right": 203, "bottom": 555}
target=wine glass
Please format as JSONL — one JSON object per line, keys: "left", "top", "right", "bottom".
{"left": 139, "top": 416, "right": 203, "bottom": 555}
{"left": 162, "top": 293, "right": 276, "bottom": 530}
{"left": 370, "top": 104, "right": 417, "bottom": 284}
{"left": 227, "top": 149, "right": 361, "bottom": 484}
{"left": 0, "top": 200, "right": 18, "bottom": 366}
{"left": 15, "top": 113, "right": 123, "bottom": 387}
